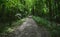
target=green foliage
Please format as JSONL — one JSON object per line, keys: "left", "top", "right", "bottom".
{"left": 0, "top": 0, "right": 25, "bottom": 22}
{"left": 0, "top": 0, "right": 36, "bottom": 33}
{"left": 0, "top": 0, "right": 19, "bottom": 22}
{"left": 0, "top": 0, "right": 60, "bottom": 23}
{"left": 0, "top": 0, "right": 36, "bottom": 22}
{"left": 0, "top": 18, "right": 25, "bottom": 33}
{"left": 32, "top": 16, "right": 60, "bottom": 37}
{"left": 0, "top": 0, "right": 60, "bottom": 37}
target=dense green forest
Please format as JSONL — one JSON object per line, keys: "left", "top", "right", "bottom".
{"left": 0, "top": 0, "right": 60, "bottom": 37}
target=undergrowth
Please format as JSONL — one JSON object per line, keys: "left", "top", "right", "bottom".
{"left": 0, "top": 18, "right": 25, "bottom": 34}
{"left": 32, "top": 16, "right": 60, "bottom": 37}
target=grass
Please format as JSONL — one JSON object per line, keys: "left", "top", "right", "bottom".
{"left": 32, "top": 16, "right": 60, "bottom": 37}
{"left": 0, "top": 18, "right": 25, "bottom": 34}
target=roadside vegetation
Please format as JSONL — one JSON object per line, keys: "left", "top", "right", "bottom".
{"left": 0, "top": 0, "right": 60, "bottom": 37}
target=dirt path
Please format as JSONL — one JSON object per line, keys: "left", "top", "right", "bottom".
{"left": 0, "top": 17, "right": 51, "bottom": 37}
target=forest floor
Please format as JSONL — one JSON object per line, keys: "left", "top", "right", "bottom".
{"left": 0, "top": 17, "right": 51, "bottom": 37}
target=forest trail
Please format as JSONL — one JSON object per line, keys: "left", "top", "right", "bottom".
{"left": 0, "top": 17, "right": 51, "bottom": 37}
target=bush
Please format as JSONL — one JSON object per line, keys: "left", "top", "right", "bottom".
{"left": 0, "top": 0, "right": 27, "bottom": 23}
{"left": 32, "top": 16, "right": 60, "bottom": 37}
